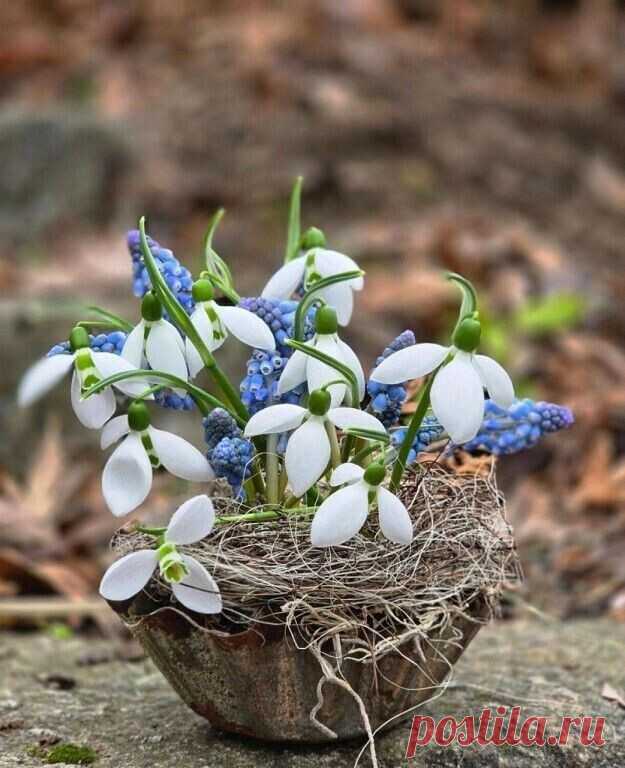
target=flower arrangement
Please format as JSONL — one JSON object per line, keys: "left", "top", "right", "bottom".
{"left": 17, "top": 180, "right": 573, "bottom": 753}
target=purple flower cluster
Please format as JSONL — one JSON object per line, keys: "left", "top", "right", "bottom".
{"left": 47, "top": 331, "right": 127, "bottom": 357}
{"left": 126, "top": 230, "right": 195, "bottom": 314}
{"left": 367, "top": 330, "right": 415, "bottom": 428}
{"left": 203, "top": 408, "right": 254, "bottom": 495}
{"left": 391, "top": 416, "right": 445, "bottom": 465}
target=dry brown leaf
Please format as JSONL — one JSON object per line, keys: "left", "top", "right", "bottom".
{"left": 601, "top": 683, "right": 625, "bottom": 709}
{"left": 571, "top": 433, "right": 625, "bottom": 509}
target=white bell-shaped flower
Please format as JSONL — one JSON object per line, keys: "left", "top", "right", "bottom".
{"left": 184, "top": 280, "right": 275, "bottom": 378}
{"left": 244, "top": 390, "right": 385, "bottom": 497}
{"left": 17, "top": 327, "right": 149, "bottom": 430}
{"left": 122, "top": 292, "right": 188, "bottom": 390}
{"left": 370, "top": 319, "right": 514, "bottom": 443}
{"left": 99, "top": 494, "right": 222, "bottom": 614}
{"left": 101, "top": 402, "right": 214, "bottom": 517}
{"left": 262, "top": 247, "right": 363, "bottom": 326}
{"left": 277, "top": 306, "right": 365, "bottom": 407}
{"left": 311, "top": 462, "right": 413, "bottom": 547}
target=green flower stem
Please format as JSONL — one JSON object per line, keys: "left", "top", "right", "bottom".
{"left": 216, "top": 506, "right": 316, "bottom": 525}
{"left": 284, "top": 176, "right": 303, "bottom": 263}
{"left": 82, "top": 368, "right": 234, "bottom": 421}
{"left": 286, "top": 339, "right": 360, "bottom": 408}
{"left": 266, "top": 434, "right": 280, "bottom": 505}
{"left": 77, "top": 320, "right": 128, "bottom": 332}
{"left": 352, "top": 444, "right": 380, "bottom": 466}
{"left": 85, "top": 305, "right": 134, "bottom": 332}
{"left": 138, "top": 218, "right": 249, "bottom": 424}
{"left": 243, "top": 478, "right": 257, "bottom": 503}
{"left": 135, "top": 525, "right": 167, "bottom": 536}
{"left": 293, "top": 270, "right": 364, "bottom": 341}
{"left": 326, "top": 421, "right": 341, "bottom": 469}
{"left": 447, "top": 272, "right": 478, "bottom": 337}
{"left": 341, "top": 434, "right": 354, "bottom": 463}
{"left": 389, "top": 373, "right": 436, "bottom": 492}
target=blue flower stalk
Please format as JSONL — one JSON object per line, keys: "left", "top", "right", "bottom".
{"left": 460, "top": 398, "right": 574, "bottom": 456}
{"left": 238, "top": 297, "right": 314, "bottom": 415}
{"left": 367, "top": 330, "right": 415, "bottom": 428}
{"left": 127, "top": 229, "right": 195, "bottom": 314}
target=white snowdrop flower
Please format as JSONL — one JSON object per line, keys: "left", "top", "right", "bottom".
{"left": 261, "top": 244, "right": 363, "bottom": 326}
{"left": 370, "top": 318, "right": 514, "bottom": 444}
{"left": 17, "top": 326, "right": 149, "bottom": 430}
{"left": 311, "top": 462, "right": 413, "bottom": 547}
{"left": 277, "top": 306, "right": 365, "bottom": 407}
{"left": 101, "top": 402, "right": 214, "bottom": 517}
{"left": 122, "top": 292, "right": 188, "bottom": 390}
{"left": 184, "top": 279, "right": 275, "bottom": 378}
{"left": 244, "top": 389, "right": 385, "bottom": 497}
{"left": 99, "top": 494, "right": 222, "bottom": 614}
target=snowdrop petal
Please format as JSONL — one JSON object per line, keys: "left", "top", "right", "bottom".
{"left": 261, "top": 257, "right": 306, "bottom": 299}
{"left": 71, "top": 370, "right": 116, "bottom": 429}
{"left": 473, "top": 354, "right": 515, "bottom": 409}
{"left": 100, "top": 415, "right": 130, "bottom": 449}
{"left": 285, "top": 418, "right": 330, "bottom": 497}
{"left": 165, "top": 495, "right": 215, "bottom": 545}
{"left": 277, "top": 350, "right": 307, "bottom": 394}
{"left": 185, "top": 307, "right": 214, "bottom": 378}
{"left": 215, "top": 305, "right": 276, "bottom": 351}
{"left": 328, "top": 407, "right": 386, "bottom": 434}
{"left": 244, "top": 404, "right": 306, "bottom": 437}
{"left": 431, "top": 352, "right": 484, "bottom": 443}
{"left": 307, "top": 335, "right": 345, "bottom": 407}
{"left": 370, "top": 343, "right": 449, "bottom": 385}
{"left": 172, "top": 555, "right": 222, "bottom": 614}
{"left": 149, "top": 427, "right": 214, "bottom": 482}
{"left": 318, "top": 281, "right": 354, "bottom": 326}
{"left": 121, "top": 321, "right": 145, "bottom": 368}
{"left": 330, "top": 463, "right": 365, "bottom": 486}
{"left": 314, "top": 248, "right": 364, "bottom": 291}
{"left": 310, "top": 482, "right": 369, "bottom": 547}
{"left": 102, "top": 433, "right": 152, "bottom": 517}
{"left": 377, "top": 487, "right": 413, "bottom": 545}
{"left": 17, "top": 353, "right": 74, "bottom": 407}
{"left": 336, "top": 339, "right": 365, "bottom": 402}
{"left": 99, "top": 549, "right": 158, "bottom": 602}
{"left": 92, "top": 352, "right": 152, "bottom": 398}
{"left": 146, "top": 320, "right": 188, "bottom": 383}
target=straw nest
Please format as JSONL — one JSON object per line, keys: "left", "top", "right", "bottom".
{"left": 114, "top": 462, "right": 520, "bottom": 662}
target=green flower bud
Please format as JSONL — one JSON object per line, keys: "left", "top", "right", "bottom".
{"left": 301, "top": 226, "right": 326, "bottom": 250}
{"left": 157, "top": 542, "right": 188, "bottom": 584}
{"left": 128, "top": 401, "right": 151, "bottom": 432}
{"left": 315, "top": 306, "right": 338, "bottom": 335}
{"left": 141, "top": 291, "right": 163, "bottom": 322}
{"left": 308, "top": 389, "right": 331, "bottom": 416}
{"left": 363, "top": 462, "right": 385, "bottom": 487}
{"left": 452, "top": 317, "right": 481, "bottom": 353}
{"left": 69, "top": 326, "right": 90, "bottom": 352}
{"left": 192, "top": 279, "right": 214, "bottom": 303}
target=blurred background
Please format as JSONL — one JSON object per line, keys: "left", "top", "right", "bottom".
{"left": 1, "top": 0, "right": 625, "bottom": 635}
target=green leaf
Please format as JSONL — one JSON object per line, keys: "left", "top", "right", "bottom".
{"left": 84, "top": 306, "right": 133, "bottom": 332}
{"left": 514, "top": 293, "right": 586, "bottom": 336}
{"left": 286, "top": 338, "right": 360, "bottom": 407}
{"left": 343, "top": 427, "right": 390, "bottom": 444}
{"left": 284, "top": 176, "right": 303, "bottom": 263}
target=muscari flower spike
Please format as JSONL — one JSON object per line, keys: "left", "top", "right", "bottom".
{"left": 101, "top": 401, "right": 213, "bottom": 517}
{"left": 203, "top": 407, "right": 243, "bottom": 455}
{"left": 311, "top": 462, "right": 413, "bottom": 547}
{"left": 367, "top": 330, "right": 415, "bottom": 429}
{"left": 99, "top": 495, "right": 222, "bottom": 614}
{"left": 185, "top": 280, "right": 275, "bottom": 379}
{"left": 460, "top": 398, "right": 574, "bottom": 456}
{"left": 261, "top": 228, "right": 363, "bottom": 326}
{"left": 122, "top": 292, "right": 188, "bottom": 389}
{"left": 278, "top": 306, "right": 365, "bottom": 407}
{"left": 244, "top": 389, "right": 385, "bottom": 497}
{"left": 371, "top": 317, "right": 514, "bottom": 444}
{"left": 211, "top": 436, "right": 255, "bottom": 496}
{"left": 391, "top": 415, "right": 445, "bottom": 464}
{"left": 127, "top": 229, "right": 195, "bottom": 314}
{"left": 18, "top": 326, "right": 148, "bottom": 429}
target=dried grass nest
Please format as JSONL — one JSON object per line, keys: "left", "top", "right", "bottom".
{"left": 114, "top": 462, "right": 520, "bottom": 662}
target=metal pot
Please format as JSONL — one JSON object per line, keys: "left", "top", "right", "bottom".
{"left": 110, "top": 594, "right": 488, "bottom": 743}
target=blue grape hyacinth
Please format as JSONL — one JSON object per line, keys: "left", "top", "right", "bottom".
{"left": 211, "top": 436, "right": 255, "bottom": 497}
{"left": 203, "top": 408, "right": 243, "bottom": 455}
{"left": 126, "top": 229, "right": 195, "bottom": 314}
{"left": 367, "top": 330, "right": 415, "bottom": 428}
{"left": 460, "top": 398, "right": 574, "bottom": 456}
{"left": 47, "top": 331, "right": 127, "bottom": 357}
{"left": 238, "top": 297, "right": 314, "bottom": 415}
{"left": 391, "top": 416, "right": 445, "bottom": 465}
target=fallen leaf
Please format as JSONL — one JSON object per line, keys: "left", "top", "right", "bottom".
{"left": 601, "top": 683, "right": 625, "bottom": 709}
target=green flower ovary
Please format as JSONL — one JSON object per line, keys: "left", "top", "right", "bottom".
{"left": 157, "top": 542, "right": 188, "bottom": 583}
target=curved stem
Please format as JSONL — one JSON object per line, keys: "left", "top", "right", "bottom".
{"left": 326, "top": 421, "right": 341, "bottom": 469}
{"left": 293, "top": 271, "right": 364, "bottom": 341}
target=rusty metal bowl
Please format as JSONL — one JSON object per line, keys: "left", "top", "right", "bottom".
{"left": 109, "top": 594, "right": 489, "bottom": 743}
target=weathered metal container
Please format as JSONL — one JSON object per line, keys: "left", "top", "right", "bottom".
{"left": 110, "top": 595, "right": 488, "bottom": 743}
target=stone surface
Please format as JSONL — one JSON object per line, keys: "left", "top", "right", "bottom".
{"left": 0, "top": 619, "right": 624, "bottom": 767}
